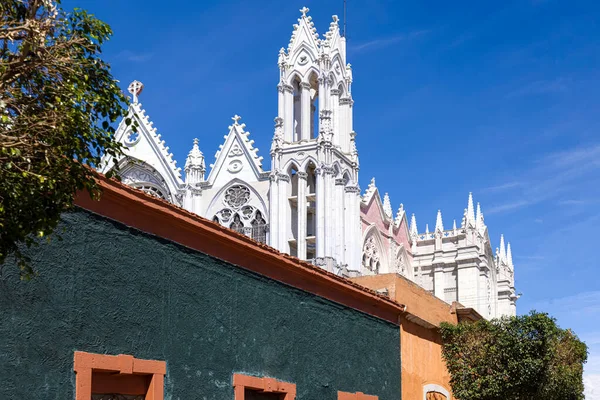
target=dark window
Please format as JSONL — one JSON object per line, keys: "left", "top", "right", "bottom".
{"left": 245, "top": 389, "right": 284, "bottom": 400}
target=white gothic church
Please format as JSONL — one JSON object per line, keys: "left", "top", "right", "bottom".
{"left": 100, "top": 7, "right": 518, "bottom": 319}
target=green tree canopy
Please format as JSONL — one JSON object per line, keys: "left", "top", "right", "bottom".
{"left": 440, "top": 311, "right": 588, "bottom": 400}
{"left": 0, "top": 0, "right": 130, "bottom": 277}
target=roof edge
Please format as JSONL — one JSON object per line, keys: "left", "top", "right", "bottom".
{"left": 75, "top": 173, "right": 407, "bottom": 325}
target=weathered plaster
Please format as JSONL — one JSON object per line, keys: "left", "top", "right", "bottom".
{"left": 0, "top": 210, "right": 400, "bottom": 400}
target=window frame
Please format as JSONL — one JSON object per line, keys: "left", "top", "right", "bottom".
{"left": 232, "top": 373, "right": 296, "bottom": 400}
{"left": 73, "top": 351, "right": 166, "bottom": 400}
{"left": 338, "top": 391, "right": 378, "bottom": 400}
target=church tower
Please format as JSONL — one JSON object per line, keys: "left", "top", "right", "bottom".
{"left": 269, "top": 7, "right": 361, "bottom": 276}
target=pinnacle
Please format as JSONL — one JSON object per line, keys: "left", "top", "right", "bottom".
{"left": 467, "top": 192, "right": 475, "bottom": 225}
{"left": 435, "top": 209, "right": 444, "bottom": 232}
{"left": 410, "top": 213, "right": 418, "bottom": 238}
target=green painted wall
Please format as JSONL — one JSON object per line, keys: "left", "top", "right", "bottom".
{"left": 0, "top": 209, "right": 400, "bottom": 400}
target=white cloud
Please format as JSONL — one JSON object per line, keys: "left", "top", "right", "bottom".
{"left": 483, "top": 143, "right": 600, "bottom": 215}
{"left": 350, "top": 30, "right": 430, "bottom": 53}
{"left": 507, "top": 77, "right": 570, "bottom": 98}
{"left": 116, "top": 50, "right": 153, "bottom": 63}
{"left": 485, "top": 200, "right": 533, "bottom": 215}
{"left": 534, "top": 291, "right": 600, "bottom": 315}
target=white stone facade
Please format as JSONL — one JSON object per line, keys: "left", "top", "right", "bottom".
{"left": 100, "top": 7, "right": 517, "bottom": 319}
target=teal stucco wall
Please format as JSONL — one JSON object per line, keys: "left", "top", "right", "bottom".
{"left": 0, "top": 209, "right": 400, "bottom": 400}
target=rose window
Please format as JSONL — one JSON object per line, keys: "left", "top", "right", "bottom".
{"left": 224, "top": 185, "right": 250, "bottom": 209}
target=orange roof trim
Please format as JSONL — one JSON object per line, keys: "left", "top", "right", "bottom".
{"left": 75, "top": 174, "right": 407, "bottom": 325}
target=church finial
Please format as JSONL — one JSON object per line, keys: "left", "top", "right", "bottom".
{"left": 435, "top": 210, "right": 444, "bottom": 232}
{"left": 507, "top": 242, "right": 514, "bottom": 268}
{"left": 453, "top": 219, "right": 457, "bottom": 236}
{"left": 128, "top": 80, "right": 144, "bottom": 104}
{"left": 232, "top": 115, "right": 241, "bottom": 125}
{"left": 499, "top": 234, "right": 506, "bottom": 262}
{"left": 425, "top": 224, "right": 430, "bottom": 235}
{"left": 300, "top": 6, "right": 309, "bottom": 17}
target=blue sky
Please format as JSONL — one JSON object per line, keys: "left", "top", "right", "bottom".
{"left": 65, "top": 0, "right": 600, "bottom": 387}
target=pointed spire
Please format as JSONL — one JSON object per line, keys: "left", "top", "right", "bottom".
{"left": 499, "top": 234, "right": 507, "bottom": 262}
{"left": 410, "top": 213, "right": 418, "bottom": 239}
{"left": 453, "top": 219, "right": 457, "bottom": 236}
{"left": 425, "top": 224, "right": 430, "bottom": 235}
{"left": 383, "top": 193, "right": 393, "bottom": 219}
{"left": 435, "top": 210, "right": 444, "bottom": 232}
{"left": 288, "top": 5, "right": 320, "bottom": 54}
{"left": 476, "top": 202, "right": 486, "bottom": 234}
{"left": 467, "top": 192, "right": 476, "bottom": 226}
{"left": 507, "top": 242, "right": 513, "bottom": 268}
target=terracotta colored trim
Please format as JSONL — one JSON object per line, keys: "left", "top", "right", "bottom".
{"left": 75, "top": 174, "right": 407, "bottom": 325}
{"left": 338, "top": 391, "right": 378, "bottom": 400}
{"left": 232, "top": 373, "right": 296, "bottom": 400}
{"left": 73, "top": 351, "right": 166, "bottom": 400}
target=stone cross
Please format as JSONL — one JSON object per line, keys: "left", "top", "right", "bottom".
{"left": 300, "top": 6, "right": 309, "bottom": 17}
{"left": 128, "top": 80, "right": 144, "bottom": 103}
{"left": 232, "top": 115, "right": 241, "bottom": 124}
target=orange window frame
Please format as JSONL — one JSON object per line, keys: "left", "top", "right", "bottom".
{"left": 73, "top": 351, "right": 166, "bottom": 400}
{"left": 232, "top": 373, "right": 296, "bottom": 400}
{"left": 338, "top": 391, "right": 378, "bottom": 400}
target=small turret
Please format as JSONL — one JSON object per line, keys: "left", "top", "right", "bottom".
{"left": 185, "top": 138, "right": 205, "bottom": 185}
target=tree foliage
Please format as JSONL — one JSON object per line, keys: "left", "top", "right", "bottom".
{"left": 440, "top": 311, "right": 588, "bottom": 400}
{"left": 0, "top": 0, "right": 129, "bottom": 278}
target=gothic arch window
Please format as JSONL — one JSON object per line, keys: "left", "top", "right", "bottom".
{"left": 394, "top": 246, "right": 411, "bottom": 278}
{"left": 292, "top": 77, "right": 302, "bottom": 142}
{"left": 230, "top": 214, "right": 244, "bottom": 235}
{"left": 211, "top": 183, "right": 268, "bottom": 242}
{"left": 308, "top": 71, "right": 319, "bottom": 140}
{"left": 362, "top": 235, "right": 381, "bottom": 274}
{"left": 132, "top": 184, "right": 167, "bottom": 200}
{"left": 251, "top": 211, "right": 267, "bottom": 243}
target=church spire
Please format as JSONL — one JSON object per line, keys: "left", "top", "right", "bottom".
{"left": 507, "top": 242, "right": 513, "bottom": 269}
{"left": 499, "top": 234, "right": 507, "bottom": 262}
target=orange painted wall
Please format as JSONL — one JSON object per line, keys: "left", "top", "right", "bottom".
{"left": 400, "top": 317, "right": 451, "bottom": 399}
{"left": 351, "top": 274, "right": 456, "bottom": 400}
